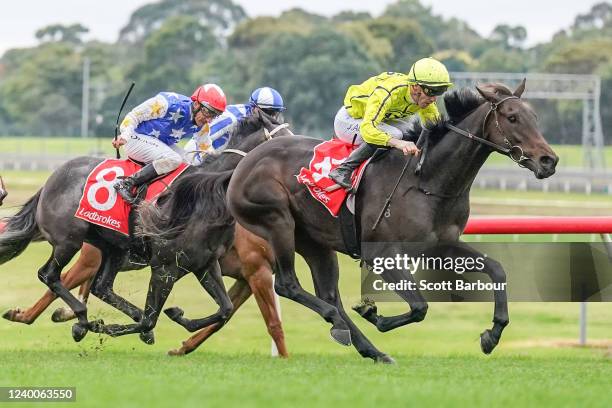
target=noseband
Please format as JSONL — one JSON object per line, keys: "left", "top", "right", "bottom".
{"left": 445, "top": 95, "right": 529, "bottom": 166}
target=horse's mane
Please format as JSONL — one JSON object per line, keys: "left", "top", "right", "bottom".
{"left": 138, "top": 109, "right": 282, "bottom": 241}
{"left": 404, "top": 84, "right": 513, "bottom": 145}
{"left": 198, "top": 110, "right": 281, "bottom": 167}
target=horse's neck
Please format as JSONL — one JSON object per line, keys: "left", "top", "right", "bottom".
{"left": 419, "top": 104, "right": 493, "bottom": 197}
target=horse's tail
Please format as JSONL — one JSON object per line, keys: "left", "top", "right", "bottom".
{"left": 0, "top": 189, "right": 42, "bottom": 264}
{"left": 137, "top": 169, "right": 234, "bottom": 242}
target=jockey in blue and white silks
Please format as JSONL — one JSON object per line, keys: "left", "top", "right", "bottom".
{"left": 184, "top": 87, "right": 286, "bottom": 165}
{"left": 113, "top": 84, "right": 227, "bottom": 204}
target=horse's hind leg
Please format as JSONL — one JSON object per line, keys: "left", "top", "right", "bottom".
{"left": 3, "top": 244, "right": 101, "bottom": 325}
{"left": 88, "top": 249, "right": 153, "bottom": 344}
{"left": 164, "top": 260, "right": 233, "bottom": 332}
{"left": 168, "top": 278, "right": 252, "bottom": 356}
{"left": 37, "top": 244, "right": 97, "bottom": 342}
{"left": 299, "top": 240, "right": 392, "bottom": 363}
{"left": 100, "top": 263, "right": 181, "bottom": 338}
{"left": 52, "top": 243, "right": 102, "bottom": 322}
{"left": 235, "top": 224, "right": 287, "bottom": 357}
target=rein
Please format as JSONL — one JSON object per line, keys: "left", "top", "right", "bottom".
{"left": 445, "top": 96, "right": 528, "bottom": 165}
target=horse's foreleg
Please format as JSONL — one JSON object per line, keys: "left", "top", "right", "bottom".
{"left": 163, "top": 260, "right": 233, "bottom": 332}
{"left": 352, "top": 257, "right": 429, "bottom": 333}
{"left": 450, "top": 243, "right": 509, "bottom": 354}
{"left": 168, "top": 278, "right": 252, "bottom": 356}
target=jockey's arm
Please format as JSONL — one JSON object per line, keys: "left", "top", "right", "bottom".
{"left": 360, "top": 87, "right": 395, "bottom": 147}
{"left": 117, "top": 94, "right": 169, "bottom": 143}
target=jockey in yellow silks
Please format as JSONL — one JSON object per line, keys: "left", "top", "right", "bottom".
{"left": 329, "top": 57, "right": 453, "bottom": 191}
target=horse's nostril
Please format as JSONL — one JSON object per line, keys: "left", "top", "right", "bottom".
{"left": 540, "top": 155, "right": 556, "bottom": 168}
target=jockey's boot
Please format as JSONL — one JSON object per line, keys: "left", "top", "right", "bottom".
{"left": 329, "top": 143, "right": 377, "bottom": 192}
{"left": 114, "top": 163, "right": 160, "bottom": 204}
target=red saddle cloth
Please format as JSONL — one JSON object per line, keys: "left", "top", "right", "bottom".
{"left": 296, "top": 139, "right": 368, "bottom": 217}
{"left": 75, "top": 159, "right": 189, "bottom": 235}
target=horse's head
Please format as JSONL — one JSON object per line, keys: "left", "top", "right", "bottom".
{"left": 225, "top": 108, "right": 294, "bottom": 154}
{"left": 476, "top": 80, "right": 558, "bottom": 179}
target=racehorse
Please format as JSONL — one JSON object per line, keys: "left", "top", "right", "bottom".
{"left": 0, "top": 110, "right": 291, "bottom": 355}
{"left": 224, "top": 81, "right": 558, "bottom": 362}
{"left": 89, "top": 114, "right": 295, "bottom": 345}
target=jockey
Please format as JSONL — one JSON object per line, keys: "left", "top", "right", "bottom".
{"left": 329, "top": 57, "right": 453, "bottom": 191}
{"left": 112, "top": 83, "right": 226, "bottom": 203}
{"left": 184, "top": 87, "right": 285, "bottom": 165}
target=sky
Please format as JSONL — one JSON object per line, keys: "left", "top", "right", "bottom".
{"left": 0, "top": 0, "right": 602, "bottom": 54}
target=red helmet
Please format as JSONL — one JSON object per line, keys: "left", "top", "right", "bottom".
{"left": 191, "top": 83, "right": 227, "bottom": 113}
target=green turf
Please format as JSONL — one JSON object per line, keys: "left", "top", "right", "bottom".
{"left": 1, "top": 243, "right": 612, "bottom": 407}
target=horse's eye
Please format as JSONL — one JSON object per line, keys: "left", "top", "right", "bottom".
{"left": 508, "top": 115, "right": 517, "bottom": 123}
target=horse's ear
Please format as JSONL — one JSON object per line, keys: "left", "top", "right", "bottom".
{"left": 476, "top": 85, "right": 500, "bottom": 103}
{"left": 513, "top": 78, "right": 526, "bottom": 98}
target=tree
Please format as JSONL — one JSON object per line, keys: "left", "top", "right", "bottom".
{"left": 251, "top": 29, "right": 380, "bottom": 135}
{"left": 125, "top": 15, "right": 220, "bottom": 106}
{"left": 118, "top": 0, "right": 247, "bottom": 44}
{"left": 490, "top": 24, "right": 527, "bottom": 49}
{"left": 35, "top": 24, "right": 89, "bottom": 45}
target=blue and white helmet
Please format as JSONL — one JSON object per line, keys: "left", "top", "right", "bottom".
{"left": 249, "top": 87, "right": 286, "bottom": 111}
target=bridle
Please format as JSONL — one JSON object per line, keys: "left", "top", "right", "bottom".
{"left": 220, "top": 123, "right": 293, "bottom": 157}
{"left": 445, "top": 95, "right": 529, "bottom": 166}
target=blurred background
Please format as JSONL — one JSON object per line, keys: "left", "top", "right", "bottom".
{"left": 0, "top": 0, "right": 610, "bottom": 215}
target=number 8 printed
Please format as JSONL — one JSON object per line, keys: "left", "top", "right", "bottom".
{"left": 87, "top": 166, "right": 124, "bottom": 211}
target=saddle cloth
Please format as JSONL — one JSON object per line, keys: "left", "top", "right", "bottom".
{"left": 296, "top": 139, "right": 369, "bottom": 216}
{"left": 75, "top": 159, "right": 189, "bottom": 235}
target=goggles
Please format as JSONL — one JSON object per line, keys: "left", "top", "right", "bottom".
{"left": 421, "top": 85, "right": 448, "bottom": 97}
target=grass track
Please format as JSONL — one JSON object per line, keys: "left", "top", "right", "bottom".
{"left": 1, "top": 243, "right": 612, "bottom": 407}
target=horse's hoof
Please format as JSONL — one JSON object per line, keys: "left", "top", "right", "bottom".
{"left": 375, "top": 354, "right": 396, "bottom": 364}
{"left": 2, "top": 309, "right": 18, "bottom": 321}
{"left": 72, "top": 323, "right": 88, "bottom": 342}
{"left": 164, "top": 307, "right": 184, "bottom": 322}
{"left": 139, "top": 330, "right": 155, "bottom": 345}
{"left": 352, "top": 301, "right": 377, "bottom": 319}
{"left": 88, "top": 319, "right": 105, "bottom": 333}
{"left": 167, "top": 348, "right": 186, "bottom": 357}
{"left": 480, "top": 329, "right": 498, "bottom": 355}
{"left": 51, "top": 307, "right": 76, "bottom": 323}
{"left": 330, "top": 328, "right": 352, "bottom": 346}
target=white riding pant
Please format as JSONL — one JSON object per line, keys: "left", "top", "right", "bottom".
{"left": 333, "top": 106, "right": 410, "bottom": 145}
{"left": 124, "top": 133, "right": 185, "bottom": 174}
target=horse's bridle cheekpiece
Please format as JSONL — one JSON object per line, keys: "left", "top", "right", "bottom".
{"left": 445, "top": 95, "right": 529, "bottom": 166}
{"left": 222, "top": 123, "right": 293, "bottom": 158}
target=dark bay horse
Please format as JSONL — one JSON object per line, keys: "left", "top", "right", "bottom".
{"left": 65, "top": 112, "right": 293, "bottom": 351}
{"left": 0, "top": 110, "right": 291, "bottom": 350}
{"left": 225, "top": 81, "right": 558, "bottom": 362}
